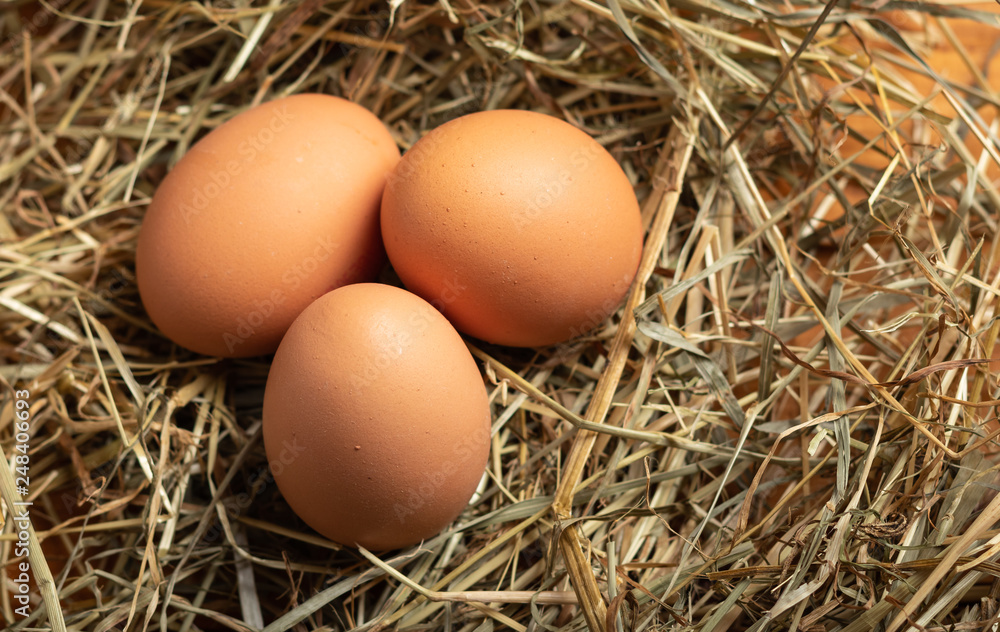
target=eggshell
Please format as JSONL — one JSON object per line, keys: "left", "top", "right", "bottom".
{"left": 136, "top": 94, "right": 400, "bottom": 357}
{"left": 262, "top": 283, "right": 491, "bottom": 550}
{"left": 825, "top": 2, "right": 1000, "bottom": 173}
{"left": 380, "top": 109, "right": 643, "bottom": 347}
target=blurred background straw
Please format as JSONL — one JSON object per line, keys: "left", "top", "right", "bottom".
{"left": 2, "top": 0, "right": 1000, "bottom": 630}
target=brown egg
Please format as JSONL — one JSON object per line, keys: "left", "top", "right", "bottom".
{"left": 380, "top": 109, "right": 643, "bottom": 347}
{"left": 262, "top": 283, "right": 491, "bottom": 550}
{"left": 825, "top": 2, "right": 1000, "bottom": 173}
{"left": 136, "top": 94, "right": 400, "bottom": 357}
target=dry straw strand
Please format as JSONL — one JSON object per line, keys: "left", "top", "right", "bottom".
{"left": 3, "top": 0, "right": 1000, "bottom": 630}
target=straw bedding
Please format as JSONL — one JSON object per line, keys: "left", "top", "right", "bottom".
{"left": 2, "top": 0, "right": 1000, "bottom": 630}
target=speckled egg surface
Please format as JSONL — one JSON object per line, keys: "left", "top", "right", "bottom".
{"left": 136, "top": 93, "right": 400, "bottom": 357}
{"left": 380, "top": 109, "right": 643, "bottom": 347}
{"left": 262, "top": 283, "right": 491, "bottom": 550}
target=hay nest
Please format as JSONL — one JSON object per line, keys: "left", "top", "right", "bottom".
{"left": 3, "top": 0, "right": 1000, "bottom": 630}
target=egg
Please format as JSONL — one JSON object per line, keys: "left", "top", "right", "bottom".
{"left": 262, "top": 283, "right": 491, "bottom": 550}
{"left": 380, "top": 109, "right": 643, "bottom": 347}
{"left": 825, "top": 3, "right": 1000, "bottom": 173}
{"left": 136, "top": 93, "right": 400, "bottom": 357}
